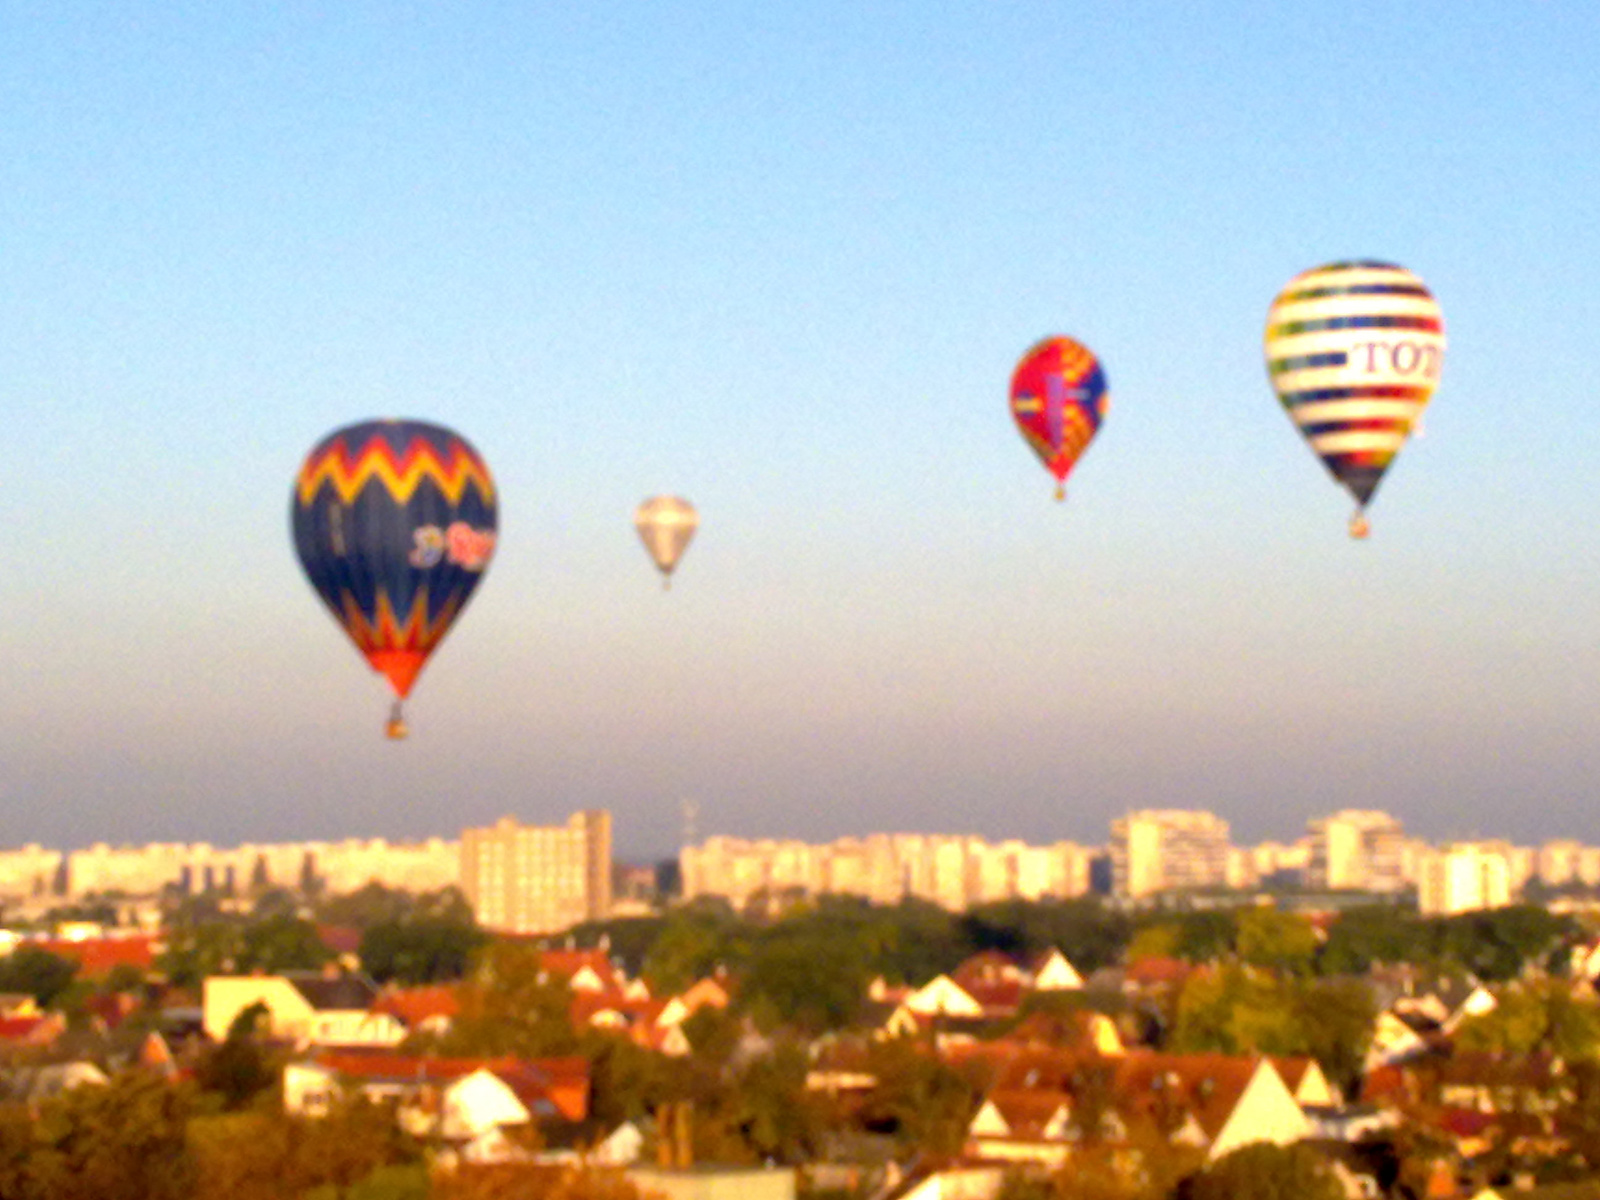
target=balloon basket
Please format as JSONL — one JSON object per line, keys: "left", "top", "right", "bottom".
{"left": 1348, "top": 512, "right": 1371, "bottom": 540}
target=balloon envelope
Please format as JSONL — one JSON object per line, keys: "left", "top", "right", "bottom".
{"left": 634, "top": 496, "right": 698, "bottom": 583}
{"left": 1265, "top": 260, "right": 1445, "bottom": 518}
{"left": 291, "top": 419, "right": 497, "bottom": 708}
{"left": 1009, "top": 337, "right": 1109, "bottom": 499}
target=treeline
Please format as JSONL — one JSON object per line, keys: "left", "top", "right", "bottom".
{"left": 566, "top": 894, "right": 1580, "bottom": 1029}
{"left": 0, "top": 1069, "right": 647, "bottom": 1200}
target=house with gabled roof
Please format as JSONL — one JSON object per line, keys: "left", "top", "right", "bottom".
{"left": 1006, "top": 1009, "right": 1124, "bottom": 1057}
{"left": 966, "top": 1089, "right": 1075, "bottom": 1165}
{"left": 1272, "top": 1056, "right": 1341, "bottom": 1108}
{"left": 285, "top": 1050, "right": 589, "bottom": 1164}
{"left": 1031, "top": 949, "right": 1085, "bottom": 991}
{"left": 654, "top": 974, "right": 731, "bottom": 1030}
{"left": 373, "top": 983, "right": 461, "bottom": 1038}
{"left": 904, "top": 975, "right": 985, "bottom": 1019}
{"left": 961, "top": 1050, "right": 1311, "bottom": 1167}
{"left": 1111, "top": 1053, "right": 1312, "bottom": 1162}
{"left": 203, "top": 971, "right": 404, "bottom": 1048}
{"left": 538, "top": 947, "right": 626, "bottom": 995}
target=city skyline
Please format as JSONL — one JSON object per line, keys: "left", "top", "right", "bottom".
{"left": 3, "top": 5, "right": 1597, "bottom": 859}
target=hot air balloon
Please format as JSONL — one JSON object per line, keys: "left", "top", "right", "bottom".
{"left": 634, "top": 496, "right": 698, "bottom": 589}
{"left": 1009, "top": 336, "right": 1109, "bottom": 501}
{"left": 291, "top": 419, "right": 497, "bottom": 738}
{"left": 1265, "top": 260, "right": 1445, "bottom": 538}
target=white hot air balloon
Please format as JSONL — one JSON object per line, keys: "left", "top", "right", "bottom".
{"left": 1265, "top": 260, "right": 1445, "bottom": 538}
{"left": 634, "top": 496, "right": 699, "bottom": 589}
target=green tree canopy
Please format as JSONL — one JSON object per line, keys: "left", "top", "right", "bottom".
{"left": 1188, "top": 1142, "right": 1344, "bottom": 1200}
{"left": 1235, "top": 908, "right": 1317, "bottom": 976}
{"left": 0, "top": 946, "right": 78, "bottom": 1008}
{"left": 359, "top": 916, "right": 486, "bottom": 985}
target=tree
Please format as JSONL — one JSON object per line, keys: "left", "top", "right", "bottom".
{"left": 360, "top": 916, "right": 486, "bottom": 985}
{"left": 1290, "top": 978, "right": 1377, "bottom": 1095}
{"left": 1236, "top": 909, "right": 1317, "bottom": 976}
{"left": 24, "top": 1070, "right": 197, "bottom": 1200}
{"left": 861, "top": 1039, "right": 977, "bottom": 1159}
{"left": 431, "top": 941, "right": 582, "bottom": 1058}
{"left": 156, "top": 921, "right": 244, "bottom": 989}
{"left": 1318, "top": 905, "right": 1417, "bottom": 975}
{"left": 194, "top": 1002, "right": 279, "bottom": 1110}
{"left": 430, "top": 1162, "right": 650, "bottom": 1200}
{"left": 963, "top": 898, "right": 1133, "bottom": 975}
{"left": 1455, "top": 978, "right": 1600, "bottom": 1061}
{"left": 1188, "top": 1142, "right": 1344, "bottom": 1200}
{"left": 1171, "top": 965, "right": 1299, "bottom": 1057}
{"left": 189, "top": 1100, "right": 420, "bottom": 1200}
{"left": 237, "top": 913, "right": 332, "bottom": 974}
{"left": 641, "top": 911, "right": 736, "bottom": 995}
{"left": 0, "top": 946, "right": 78, "bottom": 1007}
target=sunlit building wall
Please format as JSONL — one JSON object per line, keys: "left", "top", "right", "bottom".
{"left": 63, "top": 838, "right": 460, "bottom": 899}
{"left": 459, "top": 812, "right": 611, "bottom": 935}
{"left": 1110, "top": 810, "right": 1232, "bottom": 898}
{"left": 1540, "top": 840, "right": 1585, "bottom": 887}
{"left": 679, "top": 832, "right": 1095, "bottom": 911}
{"left": 1417, "top": 842, "right": 1513, "bottom": 916}
{"left": 0, "top": 846, "right": 63, "bottom": 900}
{"left": 1305, "top": 810, "right": 1407, "bottom": 892}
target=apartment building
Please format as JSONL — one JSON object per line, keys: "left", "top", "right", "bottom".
{"left": 680, "top": 833, "right": 1095, "bottom": 912}
{"left": 1537, "top": 839, "right": 1600, "bottom": 889}
{"left": 1305, "top": 810, "right": 1407, "bottom": 892}
{"left": 1416, "top": 842, "right": 1513, "bottom": 916}
{"left": 459, "top": 812, "right": 612, "bottom": 935}
{"left": 0, "top": 846, "right": 63, "bottom": 902}
{"left": 1109, "top": 810, "right": 1232, "bottom": 898}
{"left": 64, "top": 838, "right": 461, "bottom": 899}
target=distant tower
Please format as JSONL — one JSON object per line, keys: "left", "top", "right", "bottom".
{"left": 681, "top": 798, "right": 699, "bottom": 851}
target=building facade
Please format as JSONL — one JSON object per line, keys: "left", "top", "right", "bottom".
{"left": 460, "top": 812, "right": 612, "bottom": 935}
{"left": 1416, "top": 842, "right": 1513, "bottom": 916}
{"left": 63, "top": 838, "right": 460, "bottom": 899}
{"left": 1109, "top": 810, "right": 1232, "bottom": 898}
{"left": 1305, "top": 810, "right": 1407, "bottom": 893}
{"left": 680, "top": 833, "right": 1095, "bottom": 912}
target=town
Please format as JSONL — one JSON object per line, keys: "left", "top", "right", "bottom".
{"left": 0, "top": 808, "right": 1597, "bottom": 1199}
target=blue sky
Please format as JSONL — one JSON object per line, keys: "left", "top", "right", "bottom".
{"left": 2, "top": 3, "right": 1597, "bottom": 859}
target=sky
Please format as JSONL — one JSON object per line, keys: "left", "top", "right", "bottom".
{"left": 3, "top": 2, "right": 1598, "bottom": 861}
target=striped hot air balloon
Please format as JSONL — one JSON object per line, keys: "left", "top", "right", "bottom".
{"left": 292, "top": 419, "right": 497, "bottom": 738}
{"left": 1265, "top": 261, "right": 1445, "bottom": 538}
{"left": 1009, "top": 336, "right": 1110, "bottom": 502}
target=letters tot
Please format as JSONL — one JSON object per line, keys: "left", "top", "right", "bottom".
{"left": 1356, "top": 340, "right": 1441, "bottom": 379}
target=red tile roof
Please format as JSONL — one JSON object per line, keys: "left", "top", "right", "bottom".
{"left": 374, "top": 985, "right": 461, "bottom": 1026}
{"left": 33, "top": 935, "right": 157, "bottom": 976}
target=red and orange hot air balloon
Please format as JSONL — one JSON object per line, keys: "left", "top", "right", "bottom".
{"left": 291, "top": 419, "right": 497, "bottom": 739}
{"left": 1009, "top": 336, "right": 1110, "bottom": 501}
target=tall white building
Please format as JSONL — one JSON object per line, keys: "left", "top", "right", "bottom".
{"left": 460, "top": 812, "right": 612, "bottom": 935}
{"left": 1305, "top": 810, "right": 1407, "bottom": 892}
{"left": 1109, "top": 810, "right": 1232, "bottom": 898}
{"left": 1417, "top": 842, "right": 1513, "bottom": 916}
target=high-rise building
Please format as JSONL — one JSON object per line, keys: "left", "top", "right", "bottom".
{"left": 1416, "top": 842, "right": 1513, "bottom": 916}
{"left": 1305, "top": 810, "right": 1407, "bottom": 892}
{"left": 1109, "top": 810, "right": 1232, "bottom": 898}
{"left": 460, "top": 812, "right": 612, "bottom": 935}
